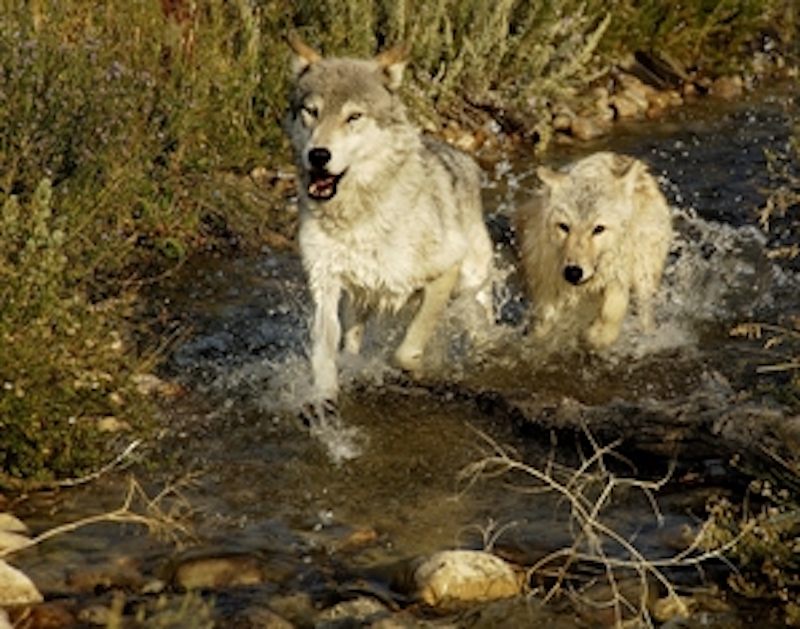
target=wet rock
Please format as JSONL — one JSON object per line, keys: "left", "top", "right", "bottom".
{"left": 368, "top": 614, "right": 423, "bottom": 629}
{"left": 0, "top": 513, "right": 29, "bottom": 535}
{"left": 331, "top": 526, "right": 379, "bottom": 554}
{"left": 315, "top": 597, "right": 392, "bottom": 629}
{"left": 268, "top": 592, "right": 316, "bottom": 627}
{"left": 497, "top": 371, "right": 795, "bottom": 468}
{"left": 609, "top": 73, "right": 652, "bottom": 119}
{"left": 10, "top": 600, "right": 78, "bottom": 629}
{"left": 609, "top": 92, "right": 645, "bottom": 119}
{"left": 549, "top": 103, "right": 575, "bottom": 132}
{"left": 0, "top": 529, "right": 32, "bottom": 553}
{"left": 570, "top": 116, "right": 610, "bottom": 141}
{"left": 172, "top": 554, "right": 265, "bottom": 590}
{"left": 646, "top": 89, "right": 683, "bottom": 118}
{"left": 411, "top": 550, "right": 523, "bottom": 608}
{"left": 709, "top": 75, "right": 744, "bottom": 99}
{"left": 0, "top": 559, "right": 43, "bottom": 606}
{"left": 590, "top": 86, "right": 615, "bottom": 122}
{"left": 66, "top": 556, "right": 144, "bottom": 592}
{"left": 234, "top": 606, "right": 296, "bottom": 629}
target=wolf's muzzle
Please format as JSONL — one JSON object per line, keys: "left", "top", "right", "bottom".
{"left": 563, "top": 265, "right": 584, "bottom": 285}
{"left": 306, "top": 147, "right": 345, "bottom": 201}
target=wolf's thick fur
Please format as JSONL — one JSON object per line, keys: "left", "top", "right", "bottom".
{"left": 285, "top": 35, "right": 493, "bottom": 403}
{"left": 517, "top": 152, "right": 672, "bottom": 348}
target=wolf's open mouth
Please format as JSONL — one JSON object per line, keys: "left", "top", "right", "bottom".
{"left": 307, "top": 169, "right": 345, "bottom": 201}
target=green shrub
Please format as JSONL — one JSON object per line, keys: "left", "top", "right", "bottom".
{"left": 602, "top": 0, "right": 792, "bottom": 74}
{"left": 0, "top": 180, "right": 151, "bottom": 482}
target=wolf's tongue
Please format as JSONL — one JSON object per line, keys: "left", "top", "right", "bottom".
{"left": 309, "top": 176, "right": 336, "bottom": 199}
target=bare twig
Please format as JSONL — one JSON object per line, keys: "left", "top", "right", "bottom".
{"left": 461, "top": 426, "right": 751, "bottom": 628}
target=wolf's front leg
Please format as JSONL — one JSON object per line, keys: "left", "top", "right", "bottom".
{"left": 394, "top": 265, "right": 459, "bottom": 374}
{"left": 341, "top": 293, "right": 366, "bottom": 355}
{"left": 310, "top": 280, "right": 343, "bottom": 403}
{"left": 533, "top": 303, "right": 558, "bottom": 339}
{"left": 586, "top": 282, "right": 629, "bottom": 348}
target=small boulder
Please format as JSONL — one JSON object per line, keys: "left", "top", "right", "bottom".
{"left": 411, "top": 550, "right": 523, "bottom": 608}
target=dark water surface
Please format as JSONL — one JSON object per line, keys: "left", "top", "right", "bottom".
{"left": 13, "top": 83, "right": 799, "bottom": 627}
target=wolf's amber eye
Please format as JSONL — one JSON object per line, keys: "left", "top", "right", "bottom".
{"left": 558, "top": 222, "right": 570, "bottom": 233}
{"left": 593, "top": 225, "right": 606, "bottom": 235}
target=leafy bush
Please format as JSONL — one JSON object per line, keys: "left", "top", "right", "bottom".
{"left": 0, "top": 180, "right": 151, "bottom": 482}
{"left": 602, "top": 0, "right": 792, "bottom": 74}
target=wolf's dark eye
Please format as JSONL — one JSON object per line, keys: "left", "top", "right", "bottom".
{"left": 347, "top": 112, "right": 363, "bottom": 123}
{"left": 593, "top": 225, "right": 606, "bottom": 235}
{"left": 558, "top": 222, "right": 570, "bottom": 233}
{"left": 302, "top": 105, "right": 318, "bottom": 119}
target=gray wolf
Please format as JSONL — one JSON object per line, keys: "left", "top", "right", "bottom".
{"left": 284, "top": 35, "right": 493, "bottom": 404}
{"left": 516, "top": 152, "right": 672, "bottom": 348}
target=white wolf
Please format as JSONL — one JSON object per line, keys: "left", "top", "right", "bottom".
{"left": 517, "top": 152, "right": 672, "bottom": 348}
{"left": 284, "top": 35, "right": 493, "bottom": 405}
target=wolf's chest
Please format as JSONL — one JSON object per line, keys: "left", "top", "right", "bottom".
{"left": 301, "top": 219, "right": 428, "bottom": 307}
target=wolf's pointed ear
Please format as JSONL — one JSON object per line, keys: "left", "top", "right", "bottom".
{"left": 537, "top": 165, "right": 566, "bottom": 189}
{"left": 375, "top": 42, "right": 411, "bottom": 91}
{"left": 612, "top": 155, "right": 645, "bottom": 196}
{"left": 287, "top": 32, "right": 322, "bottom": 76}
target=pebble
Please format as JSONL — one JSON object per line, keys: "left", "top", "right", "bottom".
{"left": 709, "top": 75, "right": 744, "bottom": 99}
{"left": 234, "top": 606, "right": 296, "bottom": 629}
{"left": 172, "top": 554, "right": 265, "bottom": 590}
{"left": 0, "top": 513, "right": 29, "bottom": 535}
{"left": 570, "top": 116, "right": 610, "bottom": 141}
{"left": 0, "top": 559, "right": 43, "bottom": 606}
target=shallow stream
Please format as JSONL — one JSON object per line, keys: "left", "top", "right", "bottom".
{"left": 12, "top": 83, "right": 799, "bottom": 628}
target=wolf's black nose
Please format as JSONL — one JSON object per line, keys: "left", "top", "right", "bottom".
{"left": 308, "top": 148, "right": 331, "bottom": 169}
{"left": 564, "top": 265, "right": 583, "bottom": 285}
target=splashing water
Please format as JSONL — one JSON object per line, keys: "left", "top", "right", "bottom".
{"left": 163, "top": 84, "right": 797, "bottom": 459}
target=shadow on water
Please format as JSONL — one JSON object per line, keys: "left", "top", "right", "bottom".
{"left": 13, "top": 84, "right": 798, "bottom": 626}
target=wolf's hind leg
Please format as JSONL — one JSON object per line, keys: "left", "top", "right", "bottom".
{"left": 394, "top": 264, "right": 459, "bottom": 374}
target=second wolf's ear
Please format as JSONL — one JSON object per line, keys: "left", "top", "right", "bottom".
{"left": 375, "top": 42, "right": 411, "bottom": 91}
{"left": 537, "top": 166, "right": 567, "bottom": 189}
{"left": 613, "top": 156, "right": 646, "bottom": 197}
{"left": 287, "top": 32, "right": 322, "bottom": 77}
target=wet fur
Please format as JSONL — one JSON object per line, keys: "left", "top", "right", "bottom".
{"left": 285, "top": 35, "right": 493, "bottom": 402}
{"left": 517, "top": 152, "right": 672, "bottom": 348}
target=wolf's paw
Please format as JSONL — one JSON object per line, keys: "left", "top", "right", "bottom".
{"left": 586, "top": 320, "right": 621, "bottom": 348}
{"left": 393, "top": 346, "right": 424, "bottom": 376}
{"left": 300, "top": 398, "right": 340, "bottom": 430}
{"left": 532, "top": 320, "right": 553, "bottom": 339}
